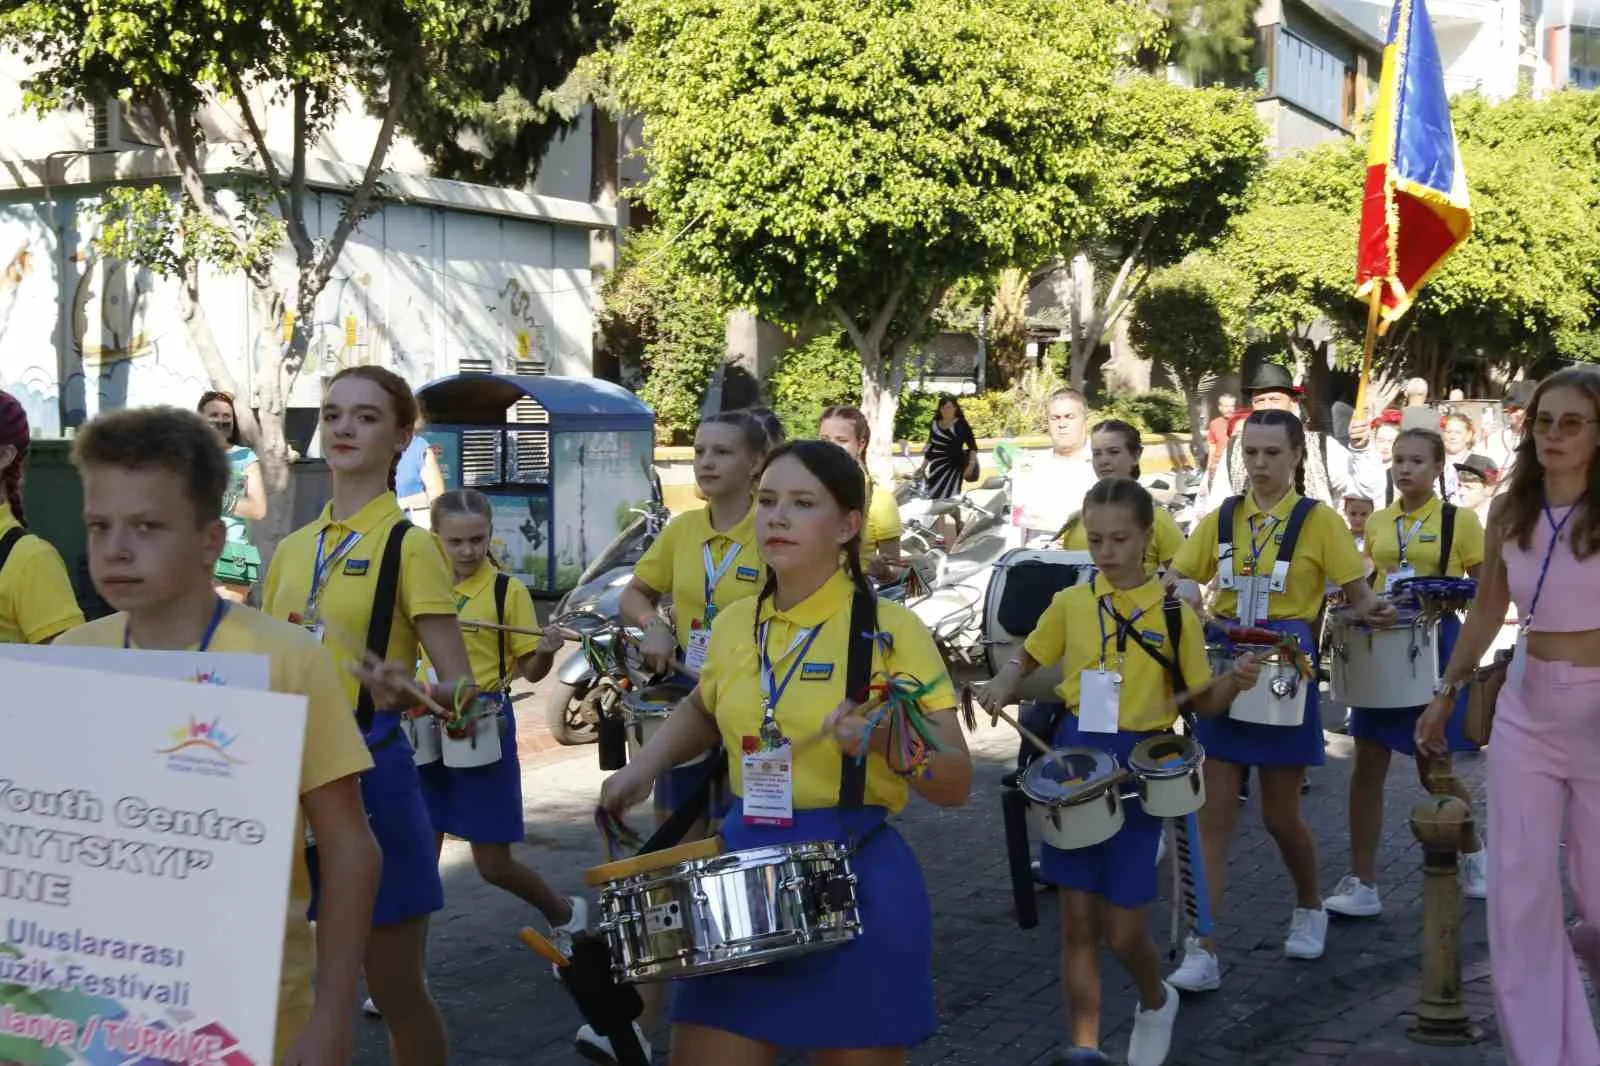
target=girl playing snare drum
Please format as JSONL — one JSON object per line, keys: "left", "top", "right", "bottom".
{"left": 981, "top": 478, "right": 1256, "bottom": 1066}
{"left": 1324, "top": 428, "right": 1487, "bottom": 919}
{"left": 1165, "top": 410, "right": 1395, "bottom": 989}
{"left": 600, "top": 439, "right": 972, "bottom": 1066}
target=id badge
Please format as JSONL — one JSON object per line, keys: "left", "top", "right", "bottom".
{"left": 305, "top": 621, "right": 326, "bottom": 643}
{"left": 1507, "top": 631, "right": 1528, "bottom": 693}
{"left": 1385, "top": 566, "right": 1416, "bottom": 595}
{"left": 741, "top": 739, "right": 794, "bottom": 827}
{"left": 685, "top": 628, "right": 713, "bottom": 676}
{"left": 1236, "top": 577, "right": 1269, "bottom": 627}
{"left": 1078, "top": 669, "right": 1121, "bottom": 734}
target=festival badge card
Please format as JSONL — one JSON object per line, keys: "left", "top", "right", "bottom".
{"left": 0, "top": 659, "right": 305, "bottom": 1066}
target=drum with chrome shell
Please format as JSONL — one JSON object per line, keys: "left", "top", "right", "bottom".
{"left": 1128, "top": 733, "right": 1206, "bottom": 818}
{"left": 1019, "top": 746, "right": 1125, "bottom": 850}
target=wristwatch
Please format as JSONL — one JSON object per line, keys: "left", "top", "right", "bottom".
{"left": 1432, "top": 679, "right": 1464, "bottom": 698}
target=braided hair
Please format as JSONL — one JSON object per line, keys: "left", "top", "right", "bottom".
{"left": 327, "top": 366, "right": 420, "bottom": 491}
{"left": 750, "top": 439, "right": 872, "bottom": 650}
{"left": 1243, "top": 409, "right": 1309, "bottom": 499}
{"left": 0, "top": 390, "right": 30, "bottom": 525}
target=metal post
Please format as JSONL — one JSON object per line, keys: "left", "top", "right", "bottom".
{"left": 1407, "top": 794, "right": 1481, "bottom": 1046}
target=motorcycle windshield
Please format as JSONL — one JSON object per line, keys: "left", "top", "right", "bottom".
{"left": 574, "top": 504, "right": 668, "bottom": 588}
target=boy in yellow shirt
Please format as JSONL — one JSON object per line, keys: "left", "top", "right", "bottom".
{"left": 55, "top": 407, "right": 380, "bottom": 1066}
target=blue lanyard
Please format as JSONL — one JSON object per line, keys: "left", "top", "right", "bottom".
{"left": 125, "top": 596, "right": 228, "bottom": 651}
{"left": 758, "top": 620, "right": 824, "bottom": 724}
{"left": 1525, "top": 499, "right": 1576, "bottom": 627}
{"left": 703, "top": 540, "right": 740, "bottom": 622}
{"left": 1246, "top": 514, "right": 1279, "bottom": 572}
{"left": 1095, "top": 596, "right": 1147, "bottom": 671}
{"left": 308, "top": 528, "right": 362, "bottom": 615}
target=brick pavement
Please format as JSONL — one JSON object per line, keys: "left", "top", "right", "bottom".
{"left": 350, "top": 695, "right": 1509, "bottom": 1066}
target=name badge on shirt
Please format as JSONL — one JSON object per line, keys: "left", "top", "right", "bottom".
{"left": 735, "top": 566, "right": 760, "bottom": 583}
{"left": 1385, "top": 566, "right": 1416, "bottom": 594}
{"left": 741, "top": 738, "right": 794, "bottom": 827}
{"left": 800, "top": 662, "right": 833, "bottom": 681}
{"left": 343, "top": 559, "right": 370, "bottom": 576}
{"left": 1079, "top": 669, "right": 1121, "bottom": 734}
{"left": 684, "top": 628, "right": 712, "bottom": 676}
{"left": 1237, "top": 576, "right": 1270, "bottom": 627}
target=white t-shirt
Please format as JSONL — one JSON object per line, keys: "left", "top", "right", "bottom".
{"left": 1009, "top": 448, "right": 1097, "bottom": 542}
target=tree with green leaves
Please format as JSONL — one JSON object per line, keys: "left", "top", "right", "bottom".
{"left": 1164, "top": 0, "right": 1262, "bottom": 86}
{"left": 1057, "top": 76, "right": 1265, "bottom": 390}
{"left": 608, "top": 0, "right": 1157, "bottom": 457}
{"left": 1128, "top": 252, "right": 1248, "bottom": 455}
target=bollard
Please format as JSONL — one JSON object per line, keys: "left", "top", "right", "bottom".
{"left": 1406, "top": 794, "right": 1481, "bottom": 1046}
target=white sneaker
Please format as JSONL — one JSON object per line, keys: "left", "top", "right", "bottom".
{"left": 1284, "top": 907, "right": 1329, "bottom": 960}
{"left": 1460, "top": 849, "right": 1488, "bottom": 900}
{"left": 1324, "top": 875, "right": 1382, "bottom": 918}
{"left": 360, "top": 997, "right": 381, "bottom": 1018}
{"left": 575, "top": 1022, "right": 650, "bottom": 1064}
{"left": 1127, "top": 980, "right": 1180, "bottom": 1066}
{"left": 1167, "top": 935, "right": 1221, "bottom": 992}
{"left": 551, "top": 895, "right": 589, "bottom": 977}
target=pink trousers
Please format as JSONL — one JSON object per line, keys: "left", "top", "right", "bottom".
{"left": 1489, "top": 655, "right": 1600, "bottom": 1065}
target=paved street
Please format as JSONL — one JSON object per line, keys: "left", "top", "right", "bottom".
{"left": 349, "top": 678, "right": 1519, "bottom": 1065}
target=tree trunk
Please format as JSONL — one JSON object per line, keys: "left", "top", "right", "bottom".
{"left": 1067, "top": 252, "right": 1095, "bottom": 391}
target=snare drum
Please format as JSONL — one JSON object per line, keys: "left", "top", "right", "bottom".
{"left": 1019, "top": 746, "right": 1124, "bottom": 850}
{"left": 588, "top": 837, "right": 862, "bottom": 983}
{"left": 983, "top": 549, "right": 1097, "bottom": 702}
{"left": 1229, "top": 644, "right": 1307, "bottom": 727}
{"left": 1128, "top": 734, "right": 1206, "bottom": 818}
{"left": 622, "top": 683, "right": 706, "bottom": 766}
{"left": 404, "top": 713, "right": 441, "bottom": 766}
{"left": 1329, "top": 608, "right": 1438, "bottom": 709}
{"left": 441, "top": 710, "right": 502, "bottom": 768}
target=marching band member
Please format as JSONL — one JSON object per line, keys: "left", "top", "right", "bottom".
{"left": 1324, "top": 428, "right": 1487, "bottom": 920}
{"left": 1203, "top": 365, "right": 1356, "bottom": 514}
{"left": 421, "top": 489, "right": 584, "bottom": 937}
{"left": 1165, "top": 410, "right": 1395, "bottom": 990}
{"left": 818, "top": 405, "right": 903, "bottom": 579}
{"left": 198, "top": 390, "right": 268, "bottom": 602}
{"left": 263, "top": 365, "right": 476, "bottom": 1063}
{"left": 1418, "top": 366, "right": 1600, "bottom": 1065}
{"left": 1056, "top": 420, "right": 1185, "bottom": 573}
{"left": 600, "top": 439, "right": 972, "bottom": 1065}
{"left": 0, "top": 389, "right": 82, "bottom": 644}
{"left": 981, "top": 478, "right": 1258, "bottom": 1066}
{"left": 625, "top": 410, "right": 768, "bottom": 819}
{"left": 59, "top": 406, "right": 380, "bottom": 1066}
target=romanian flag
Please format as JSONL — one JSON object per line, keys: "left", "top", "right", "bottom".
{"left": 1355, "top": 0, "right": 1472, "bottom": 332}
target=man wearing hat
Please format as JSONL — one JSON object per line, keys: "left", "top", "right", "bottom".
{"left": 1484, "top": 381, "right": 1531, "bottom": 476}
{"left": 1454, "top": 453, "right": 1499, "bottom": 527}
{"left": 1199, "top": 363, "right": 1357, "bottom": 516}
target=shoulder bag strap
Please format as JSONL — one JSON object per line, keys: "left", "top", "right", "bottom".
{"left": 493, "top": 573, "right": 511, "bottom": 688}
{"left": 839, "top": 584, "right": 877, "bottom": 811}
{"left": 0, "top": 527, "right": 26, "bottom": 576}
{"left": 1438, "top": 504, "right": 1457, "bottom": 578}
{"left": 355, "top": 520, "right": 413, "bottom": 733}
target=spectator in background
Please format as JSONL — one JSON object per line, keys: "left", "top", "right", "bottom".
{"left": 1342, "top": 494, "right": 1374, "bottom": 553}
{"left": 920, "top": 393, "right": 979, "bottom": 500}
{"left": 1485, "top": 381, "right": 1531, "bottom": 475}
{"left": 1439, "top": 410, "right": 1476, "bottom": 503}
{"left": 1454, "top": 454, "right": 1499, "bottom": 527}
{"left": 395, "top": 427, "right": 446, "bottom": 529}
{"left": 1403, "top": 377, "right": 1430, "bottom": 407}
{"left": 1206, "top": 392, "right": 1238, "bottom": 474}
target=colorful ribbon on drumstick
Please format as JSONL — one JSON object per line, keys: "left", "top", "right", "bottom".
{"left": 594, "top": 808, "right": 645, "bottom": 862}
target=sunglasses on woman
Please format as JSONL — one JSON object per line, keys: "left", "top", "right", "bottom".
{"left": 1531, "top": 412, "right": 1599, "bottom": 437}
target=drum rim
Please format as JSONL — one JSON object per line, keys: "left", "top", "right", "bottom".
{"left": 585, "top": 836, "right": 724, "bottom": 887}
{"left": 1128, "top": 735, "right": 1201, "bottom": 779}
{"left": 623, "top": 686, "right": 693, "bottom": 713}
{"left": 1020, "top": 746, "right": 1118, "bottom": 806}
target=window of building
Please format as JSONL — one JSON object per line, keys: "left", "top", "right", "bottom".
{"left": 1276, "top": 29, "right": 1355, "bottom": 128}
{"left": 1573, "top": 25, "right": 1600, "bottom": 90}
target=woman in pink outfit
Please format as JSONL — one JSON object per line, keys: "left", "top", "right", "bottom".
{"left": 1418, "top": 365, "right": 1600, "bottom": 1065}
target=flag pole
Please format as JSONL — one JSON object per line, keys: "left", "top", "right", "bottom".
{"left": 1354, "top": 286, "right": 1383, "bottom": 426}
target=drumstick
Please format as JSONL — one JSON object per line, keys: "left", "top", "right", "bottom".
{"left": 460, "top": 619, "right": 548, "bottom": 639}
{"left": 988, "top": 704, "right": 1060, "bottom": 764}
{"left": 615, "top": 627, "right": 700, "bottom": 682}
{"left": 519, "top": 927, "right": 569, "bottom": 970}
{"left": 312, "top": 616, "right": 456, "bottom": 719}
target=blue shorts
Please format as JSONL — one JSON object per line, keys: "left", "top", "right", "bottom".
{"left": 1349, "top": 613, "right": 1477, "bottom": 756}
{"left": 1194, "top": 618, "right": 1325, "bottom": 767}
{"left": 308, "top": 711, "right": 445, "bottom": 926}
{"left": 418, "top": 695, "right": 526, "bottom": 844}
{"left": 1037, "top": 713, "right": 1165, "bottom": 909}
{"left": 671, "top": 803, "right": 935, "bottom": 1049}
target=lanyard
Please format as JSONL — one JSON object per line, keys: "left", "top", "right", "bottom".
{"left": 126, "top": 597, "right": 228, "bottom": 651}
{"left": 758, "top": 621, "right": 824, "bottom": 736}
{"left": 307, "top": 528, "right": 362, "bottom": 617}
{"left": 1394, "top": 512, "right": 1427, "bottom": 565}
{"left": 1095, "top": 596, "right": 1147, "bottom": 672}
{"left": 1246, "top": 514, "right": 1279, "bottom": 573}
{"left": 1524, "top": 500, "right": 1576, "bottom": 629}
{"left": 702, "top": 540, "right": 741, "bottom": 622}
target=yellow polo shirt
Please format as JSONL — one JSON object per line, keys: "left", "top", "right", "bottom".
{"left": 55, "top": 606, "right": 373, "bottom": 1064}
{"left": 1366, "top": 495, "right": 1484, "bottom": 584}
{"left": 1174, "top": 490, "right": 1366, "bottom": 622}
{"left": 698, "top": 569, "right": 956, "bottom": 813}
{"left": 865, "top": 482, "right": 902, "bottom": 551}
{"left": 1023, "top": 574, "right": 1211, "bottom": 732}
{"left": 635, "top": 505, "right": 762, "bottom": 647}
{"left": 262, "top": 492, "right": 457, "bottom": 707}
{"left": 1058, "top": 507, "right": 1186, "bottom": 575}
{"left": 0, "top": 503, "right": 83, "bottom": 644}
{"left": 427, "top": 560, "right": 540, "bottom": 689}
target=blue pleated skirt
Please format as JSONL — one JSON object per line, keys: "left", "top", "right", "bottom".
{"left": 308, "top": 710, "right": 445, "bottom": 925}
{"left": 418, "top": 695, "right": 527, "bottom": 844}
{"left": 1348, "top": 612, "right": 1476, "bottom": 756}
{"left": 1195, "top": 618, "right": 1325, "bottom": 767}
{"left": 670, "top": 803, "right": 936, "bottom": 1049}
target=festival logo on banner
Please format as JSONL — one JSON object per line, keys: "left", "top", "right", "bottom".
{"left": 154, "top": 717, "right": 247, "bottom": 778}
